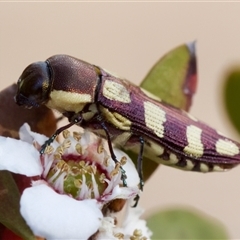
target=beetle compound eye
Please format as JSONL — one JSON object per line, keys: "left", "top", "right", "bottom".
{"left": 15, "top": 61, "right": 52, "bottom": 108}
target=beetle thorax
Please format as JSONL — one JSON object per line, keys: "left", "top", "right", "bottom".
{"left": 45, "top": 55, "right": 100, "bottom": 113}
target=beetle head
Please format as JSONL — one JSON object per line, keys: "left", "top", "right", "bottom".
{"left": 15, "top": 61, "right": 52, "bottom": 108}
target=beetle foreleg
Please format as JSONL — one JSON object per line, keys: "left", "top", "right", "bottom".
{"left": 40, "top": 113, "right": 83, "bottom": 154}
{"left": 96, "top": 114, "right": 128, "bottom": 187}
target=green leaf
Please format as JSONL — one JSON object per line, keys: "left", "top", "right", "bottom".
{"left": 0, "top": 171, "right": 35, "bottom": 240}
{"left": 223, "top": 69, "right": 240, "bottom": 135}
{"left": 141, "top": 42, "right": 197, "bottom": 111}
{"left": 147, "top": 208, "right": 228, "bottom": 239}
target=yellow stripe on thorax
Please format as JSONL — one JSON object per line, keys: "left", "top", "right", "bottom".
{"left": 46, "top": 90, "right": 92, "bottom": 113}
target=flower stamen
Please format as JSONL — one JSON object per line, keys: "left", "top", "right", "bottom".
{"left": 97, "top": 142, "right": 104, "bottom": 154}
{"left": 54, "top": 152, "right": 61, "bottom": 160}
{"left": 62, "top": 139, "right": 71, "bottom": 149}
{"left": 73, "top": 131, "right": 81, "bottom": 141}
{"left": 75, "top": 143, "right": 83, "bottom": 154}
{"left": 120, "top": 156, "right": 127, "bottom": 166}
{"left": 110, "top": 162, "right": 121, "bottom": 177}
{"left": 130, "top": 229, "right": 148, "bottom": 240}
{"left": 114, "top": 232, "right": 124, "bottom": 239}
{"left": 62, "top": 129, "right": 70, "bottom": 139}
{"left": 56, "top": 146, "right": 64, "bottom": 155}
{"left": 104, "top": 156, "right": 110, "bottom": 167}
{"left": 44, "top": 145, "right": 54, "bottom": 154}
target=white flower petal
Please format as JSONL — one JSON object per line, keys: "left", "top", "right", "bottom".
{"left": 20, "top": 184, "right": 103, "bottom": 240}
{"left": 117, "top": 201, "right": 152, "bottom": 239}
{"left": 0, "top": 136, "right": 42, "bottom": 176}
{"left": 96, "top": 217, "right": 117, "bottom": 240}
{"left": 19, "top": 123, "right": 48, "bottom": 145}
{"left": 102, "top": 185, "right": 139, "bottom": 203}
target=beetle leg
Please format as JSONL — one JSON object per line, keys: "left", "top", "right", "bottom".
{"left": 96, "top": 114, "right": 128, "bottom": 187}
{"left": 133, "top": 136, "right": 145, "bottom": 207}
{"left": 137, "top": 136, "right": 145, "bottom": 191}
{"left": 40, "top": 113, "right": 83, "bottom": 154}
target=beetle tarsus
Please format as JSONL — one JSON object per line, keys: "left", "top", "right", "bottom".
{"left": 133, "top": 194, "right": 140, "bottom": 208}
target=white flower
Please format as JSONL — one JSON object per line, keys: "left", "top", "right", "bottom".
{"left": 0, "top": 123, "right": 151, "bottom": 239}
